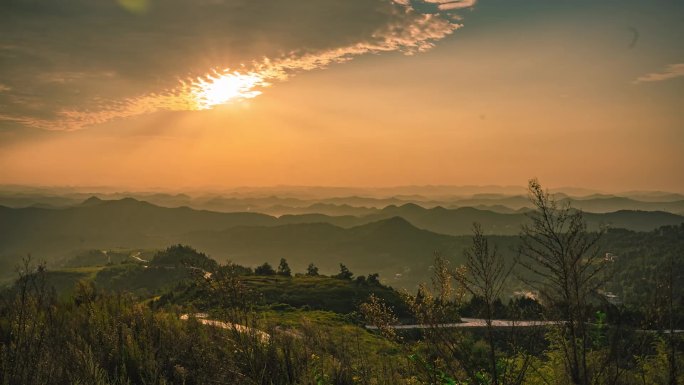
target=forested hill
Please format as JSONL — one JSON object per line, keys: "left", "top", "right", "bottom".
{"left": 1, "top": 195, "right": 682, "bottom": 293}
{"left": 1, "top": 196, "right": 681, "bottom": 249}
{"left": 1, "top": 196, "right": 681, "bottom": 264}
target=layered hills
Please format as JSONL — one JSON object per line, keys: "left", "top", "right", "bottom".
{"left": 1, "top": 196, "right": 682, "bottom": 289}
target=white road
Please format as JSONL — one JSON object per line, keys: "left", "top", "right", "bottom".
{"left": 366, "top": 318, "right": 561, "bottom": 330}
{"left": 180, "top": 313, "right": 270, "bottom": 342}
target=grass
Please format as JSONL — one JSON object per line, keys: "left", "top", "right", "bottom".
{"left": 41, "top": 267, "right": 105, "bottom": 295}
{"left": 242, "top": 275, "right": 410, "bottom": 316}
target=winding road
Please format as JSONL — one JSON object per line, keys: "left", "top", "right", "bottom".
{"left": 366, "top": 318, "right": 561, "bottom": 330}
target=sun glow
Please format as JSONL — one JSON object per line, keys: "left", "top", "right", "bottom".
{"left": 190, "top": 70, "right": 268, "bottom": 110}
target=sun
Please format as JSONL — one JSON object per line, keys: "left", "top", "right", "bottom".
{"left": 190, "top": 70, "right": 267, "bottom": 110}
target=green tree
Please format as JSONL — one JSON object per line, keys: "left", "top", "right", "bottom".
{"left": 334, "top": 263, "right": 353, "bottom": 280}
{"left": 305, "top": 263, "right": 319, "bottom": 276}
{"left": 399, "top": 254, "right": 474, "bottom": 383}
{"left": 254, "top": 262, "right": 275, "bottom": 276}
{"left": 277, "top": 258, "right": 292, "bottom": 277}
{"left": 367, "top": 273, "right": 380, "bottom": 285}
{"left": 211, "top": 263, "right": 251, "bottom": 308}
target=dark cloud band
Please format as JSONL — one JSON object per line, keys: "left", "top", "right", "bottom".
{"left": 0, "top": 0, "right": 465, "bottom": 130}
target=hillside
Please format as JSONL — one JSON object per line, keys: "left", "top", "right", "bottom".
{"left": 27, "top": 245, "right": 410, "bottom": 317}
{"left": 1, "top": 197, "right": 682, "bottom": 287}
{"left": 179, "top": 217, "right": 463, "bottom": 289}
{"left": 0, "top": 197, "right": 277, "bottom": 256}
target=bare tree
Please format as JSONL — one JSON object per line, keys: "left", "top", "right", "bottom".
{"left": 460, "top": 223, "right": 519, "bottom": 385}
{"left": 518, "top": 179, "right": 606, "bottom": 385}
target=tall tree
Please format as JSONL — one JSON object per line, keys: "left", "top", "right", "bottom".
{"left": 335, "top": 264, "right": 353, "bottom": 280}
{"left": 277, "top": 258, "right": 292, "bottom": 277}
{"left": 518, "top": 178, "right": 606, "bottom": 385}
{"left": 305, "top": 263, "right": 319, "bottom": 276}
{"left": 460, "top": 223, "right": 516, "bottom": 385}
{"left": 211, "top": 263, "right": 251, "bottom": 308}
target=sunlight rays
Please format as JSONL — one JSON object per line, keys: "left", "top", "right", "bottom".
{"left": 187, "top": 70, "right": 269, "bottom": 110}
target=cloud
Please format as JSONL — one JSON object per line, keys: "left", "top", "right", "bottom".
{"left": 438, "top": 1, "right": 477, "bottom": 11}
{"left": 0, "top": 0, "right": 468, "bottom": 131}
{"left": 423, "top": 0, "right": 477, "bottom": 11}
{"left": 634, "top": 63, "right": 684, "bottom": 84}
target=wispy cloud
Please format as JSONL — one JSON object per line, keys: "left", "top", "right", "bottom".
{"left": 423, "top": 0, "right": 478, "bottom": 11}
{"left": 5, "top": 12, "right": 458, "bottom": 131}
{"left": 634, "top": 63, "right": 684, "bottom": 84}
{"left": 0, "top": 0, "right": 467, "bottom": 131}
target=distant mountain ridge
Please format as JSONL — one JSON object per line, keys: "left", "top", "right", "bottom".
{"left": 0, "top": 196, "right": 681, "bottom": 261}
{"left": 1, "top": 196, "right": 682, "bottom": 291}
{"left": 2, "top": 186, "right": 684, "bottom": 215}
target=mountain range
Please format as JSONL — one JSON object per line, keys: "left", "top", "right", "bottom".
{"left": 2, "top": 186, "right": 684, "bottom": 216}
{"left": 1, "top": 196, "right": 682, "bottom": 287}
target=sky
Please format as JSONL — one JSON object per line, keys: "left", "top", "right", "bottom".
{"left": 0, "top": 0, "right": 682, "bottom": 192}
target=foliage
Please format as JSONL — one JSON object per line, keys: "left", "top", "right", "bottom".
{"left": 306, "top": 263, "right": 320, "bottom": 276}
{"left": 255, "top": 262, "right": 276, "bottom": 276}
{"left": 0, "top": 260, "right": 413, "bottom": 385}
{"left": 278, "top": 258, "right": 292, "bottom": 277}
{"left": 335, "top": 264, "right": 354, "bottom": 280}
{"left": 150, "top": 244, "right": 218, "bottom": 272}
{"left": 459, "top": 223, "right": 526, "bottom": 385}
{"left": 518, "top": 179, "right": 607, "bottom": 385}
{"left": 2, "top": 182, "right": 683, "bottom": 384}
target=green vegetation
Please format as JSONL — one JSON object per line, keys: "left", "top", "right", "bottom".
{"left": 2, "top": 194, "right": 682, "bottom": 286}
{"left": 242, "top": 275, "right": 409, "bottom": 316}
{"left": 277, "top": 258, "right": 292, "bottom": 277}
{"left": 255, "top": 262, "right": 276, "bottom": 276}
{"left": 0, "top": 181, "right": 682, "bottom": 384}
{"left": 0, "top": 254, "right": 413, "bottom": 384}
{"left": 2, "top": 245, "right": 682, "bottom": 384}
{"left": 306, "top": 262, "right": 320, "bottom": 276}
{"left": 335, "top": 263, "right": 354, "bottom": 280}
{"left": 39, "top": 266, "right": 103, "bottom": 296}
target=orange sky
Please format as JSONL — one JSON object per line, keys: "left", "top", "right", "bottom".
{"left": 0, "top": 0, "right": 682, "bottom": 192}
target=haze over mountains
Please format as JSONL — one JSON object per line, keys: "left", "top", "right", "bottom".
{"left": 2, "top": 184, "right": 684, "bottom": 215}
{"left": 1, "top": 185, "right": 683, "bottom": 289}
{"left": 1, "top": 194, "right": 682, "bottom": 249}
